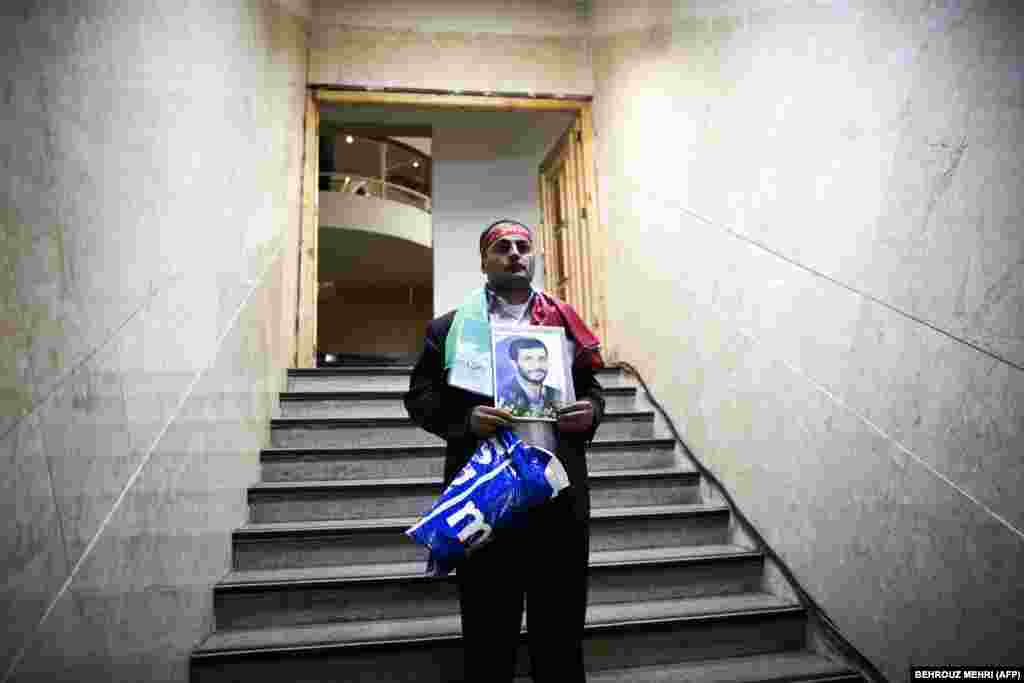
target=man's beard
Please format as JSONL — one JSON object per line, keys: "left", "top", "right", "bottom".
{"left": 487, "top": 261, "right": 535, "bottom": 290}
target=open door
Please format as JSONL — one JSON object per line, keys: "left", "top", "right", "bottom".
{"left": 538, "top": 112, "right": 608, "bottom": 352}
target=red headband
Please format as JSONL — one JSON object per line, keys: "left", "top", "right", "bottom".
{"left": 480, "top": 223, "right": 532, "bottom": 254}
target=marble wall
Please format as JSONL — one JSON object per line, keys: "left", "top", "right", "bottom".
{"left": 590, "top": 1, "right": 1023, "bottom": 678}
{"left": 0, "top": 1, "right": 307, "bottom": 679}
{"left": 309, "top": 0, "right": 593, "bottom": 94}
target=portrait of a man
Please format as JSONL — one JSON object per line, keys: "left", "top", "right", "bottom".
{"left": 496, "top": 335, "right": 564, "bottom": 419}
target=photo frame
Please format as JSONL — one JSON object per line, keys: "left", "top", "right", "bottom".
{"left": 491, "top": 324, "right": 576, "bottom": 422}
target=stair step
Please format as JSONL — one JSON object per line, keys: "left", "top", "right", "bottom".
{"left": 285, "top": 365, "right": 633, "bottom": 392}
{"left": 521, "top": 651, "right": 862, "bottom": 682}
{"left": 279, "top": 386, "right": 640, "bottom": 418}
{"left": 214, "top": 544, "right": 763, "bottom": 630}
{"left": 259, "top": 438, "right": 678, "bottom": 482}
{"left": 220, "top": 544, "right": 756, "bottom": 586}
{"left": 191, "top": 593, "right": 804, "bottom": 682}
{"left": 287, "top": 367, "right": 415, "bottom": 392}
{"left": 269, "top": 411, "right": 656, "bottom": 448}
{"left": 232, "top": 504, "right": 731, "bottom": 571}
{"left": 247, "top": 467, "right": 700, "bottom": 523}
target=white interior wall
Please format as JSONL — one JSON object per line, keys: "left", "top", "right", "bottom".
{"left": 590, "top": 1, "right": 1024, "bottom": 678}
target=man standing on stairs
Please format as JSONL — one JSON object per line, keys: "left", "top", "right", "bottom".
{"left": 405, "top": 218, "right": 605, "bottom": 683}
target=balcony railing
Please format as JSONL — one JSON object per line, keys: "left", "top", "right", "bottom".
{"left": 320, "top": 173, "right": 431, "bottom": 214}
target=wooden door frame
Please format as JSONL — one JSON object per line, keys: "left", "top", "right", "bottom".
{"left": 295, "top": 87, "right": 608, "bottom": 367}
{"left": 537, "top": 116, "right": 607, "bottom": 351}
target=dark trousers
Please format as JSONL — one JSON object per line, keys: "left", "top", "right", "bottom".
{"left": 455, "top": 495, "right": 590, "bottom": 683}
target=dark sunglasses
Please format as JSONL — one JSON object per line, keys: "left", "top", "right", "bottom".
{"left": 489, "top": 238, "right": 533, "bottom": 255}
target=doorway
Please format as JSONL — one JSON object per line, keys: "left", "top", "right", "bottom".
{"left": 316, "top": 124, "right": 433, "bottom": 366}
{"left": 295, "top": 90, "right": 608, "bottom": 368}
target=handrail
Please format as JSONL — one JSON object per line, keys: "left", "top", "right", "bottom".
{"left": 319, "top": 173, "right": 431, "bottom": 213}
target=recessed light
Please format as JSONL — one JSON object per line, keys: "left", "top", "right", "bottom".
{"left": 412, "top": 161, "right": 420, "bottom": 168}
{"left": 345, "top": 135, "right": 354, "bottom": 144}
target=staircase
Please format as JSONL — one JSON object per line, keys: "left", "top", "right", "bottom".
{"left": 190, "top": 364, "right": 866, "bottom": 682}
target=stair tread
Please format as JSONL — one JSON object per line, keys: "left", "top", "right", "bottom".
{"left": 589, "top": 543, "right": 759, "bottom": 566}
{"left": 259, "top": 437, "right": 676, "bottom": 457}
{"left": 218, "top": 544, "right": 760, "bottom": 588}
{"left": 287, "top": 366, "right": 625, "bottom": 375}
{"left": 289, "top": 366, "right": 416, "bottom": 374}
{"left": 280, "top": 385, "right": 638, "bottom": 399}
{"left": 271, "top": 410, "right": 655, "bottom": 425}
{"left": 521, "top": 651, "right": 860, "bottom": 683}
{"left": 247, "top": 466, "right": 698, "bottom": 491}
{"left": 195, "top": 592, "right": 797, "bottom": 655}
{"left": 236, "top": 502, "right": 731, "bottom": 536}
{"left": 593, "top": 502, "right": 729, "bottom": 517}
{"left": 249, "top": 477, "right": 441, "bottom": 491}
{"left": 590, "top": 466, "right": 695, "bottom": 479}
{"left": 237, "top": 515, "right": 420, "bottom": 534}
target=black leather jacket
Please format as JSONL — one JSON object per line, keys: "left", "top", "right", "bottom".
{"left": 403, "top": 310, "right": 605, "bottom": 522}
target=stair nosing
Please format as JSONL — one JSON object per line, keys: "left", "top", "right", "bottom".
{"left": 270, "top": 411, "right": 656, "bottom": 427}
{"left": 563, "top": 652, "right": 862, "bottom": 683}
{"left": 286, "top": 366, "right": 625, "bottom": 376}
{"left": 259, "top": 437, "right": 676, "bottom": 458}
{"left": 194, "top": 593, "right": 801, "bottom": 658}
{"left": 288, "top": 367, "right": 415, "bottom": 375}
{"left": 234, "top": 503, "right": 731, "bottom": 538}
{"left": 248, "top": 477, "right": 440, "bottom": 492}
{"left": 280, "top": 391, "right": 411, "bottom": 401}
{"left": 247, "top": 467, "right": 698, "bottom": 493}
{"left": 216, "top": 545, "right": 764, "bottom": 591}
{"left": 279, "top": 386, "right": 638, "bottom": 401}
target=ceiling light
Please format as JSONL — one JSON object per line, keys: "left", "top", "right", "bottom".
{"left": 345, "top": 135, "right": 354, "bottom": 144}
{"left": 412, "top": 161, "right": 420, "bottom": 168}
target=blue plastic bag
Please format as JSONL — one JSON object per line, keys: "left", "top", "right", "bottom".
{"left": 405, "top": 428, "right": 570, "bottom": 576}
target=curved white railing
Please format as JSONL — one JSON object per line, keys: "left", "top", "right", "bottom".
{"left": 320, "top": 173, "right": 431, "bottom": 213}
{"left": 319, "top": 186, "right": 432, "bottom": 248}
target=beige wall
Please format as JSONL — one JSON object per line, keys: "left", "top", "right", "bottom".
{"left": 0, "top": 1, "right": 307, "bottom": 679}
{"left": 315, "top": 0, "right": 588, "bottom": 35}
{"left": 591, "top": 1, "right": 1023, "bottom": 678}
{"left": 310, "top": 0, "right": 592, "bottom": 94}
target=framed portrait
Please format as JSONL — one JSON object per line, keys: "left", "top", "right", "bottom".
{"left": 491, "top": 324, "right": 576, "bottom": 421}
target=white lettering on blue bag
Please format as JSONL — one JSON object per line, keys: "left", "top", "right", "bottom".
{"left": 405, "top": 428, "right": 570, "bottom": 576}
